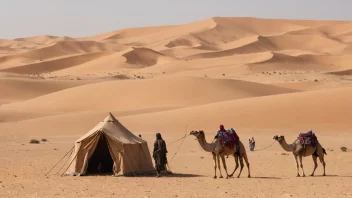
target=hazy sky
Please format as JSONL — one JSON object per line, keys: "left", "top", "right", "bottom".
{"left": 1, "top": 0, "right": 351, "bottom": 39}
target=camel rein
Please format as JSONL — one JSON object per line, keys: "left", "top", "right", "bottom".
{"left": 252, "top": 140, "right": 276, "bottom": 151}
{"left": 153, "top": 125, "right": 190, "bottom": 164}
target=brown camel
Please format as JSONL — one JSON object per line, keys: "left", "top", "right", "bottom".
{"left": 273, "top": 135, "right": 327, "bottom": 177}
{"left": 190, "top": 130, "right": 250, "bottom": 178}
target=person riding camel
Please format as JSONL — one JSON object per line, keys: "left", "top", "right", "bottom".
{"left": 214, "top": 124, "right": 227, "bottom": 139}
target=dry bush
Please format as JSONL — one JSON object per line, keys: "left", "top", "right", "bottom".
{"left": 340, "top": 146, "right": 348, "bottom": 152}
{"left": 30, "top": 139, "right": 40, "bottom": 144}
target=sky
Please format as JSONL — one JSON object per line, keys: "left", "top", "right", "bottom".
{"left": 0, "top": 0, "right": 351, "bottom": 39}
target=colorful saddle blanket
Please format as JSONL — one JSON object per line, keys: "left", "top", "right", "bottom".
{"left": 218, "top": 130, "right": 240, "bottom": 149}
{"left": 298, "top": 130, "right": 318, "bottom": 147}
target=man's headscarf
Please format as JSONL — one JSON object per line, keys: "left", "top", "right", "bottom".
{"left": 156, "top": 133, "right": 162, "bottom": 140}
{"left": 219, "top": 124, "right": 225, "bottom": 131}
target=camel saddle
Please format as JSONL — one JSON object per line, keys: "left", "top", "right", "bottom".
{"left": 298, "top": 130, "right": 318, "bottom": 147}
{"left": 218, "top": 131, "right": 239, "bottom": 150}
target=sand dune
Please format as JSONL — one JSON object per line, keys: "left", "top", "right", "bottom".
{"left": 1, "top": 17, "right": 352, "bottom": 198}
{"left": 0, "top": 52, "right": 111, "bottom": 74}
{"left": 140, "top": 52, "right": 273, "bottom": 74}
{"left": 187, "top": 34, "right": 346, "bottom": 59}
{"left": 120, "top": 86, "right": 352, "bottom": 132}
{"left": 45, "top": 52, "right": 129, "bottom": 76}
{"left": 171, "top": 17, "right": 306, "bottom": 48}
{"left": 186, "top": 36, "right": 276, "bottom": 59}
{"left": 1, "top": 76, "right": 298, "bottom": 113}
{"left": 328, "top": 68, "right": 352, "bottom": 75}
{"left": 106, "top": 18, "right": 217, "bottom": 48}
{"left": 263, "top": 34, "right": 346, "bottom": 54}
{"left": 159, "top": 47, "right": 214, "bottom": 58}
{"left": 46, "top": 47, "right": 179, "bottom": 77}
{"left": 248, "top": 53, "right": 341, "bottom": 71}
{"left": 0, "top": 77, "right": 94, "bottom": 104}
{"left": 0, "top": 36, "right": 66, "bottom": 55}
{"left": 318, "top": 22, "right": 352, "bottom": 37}
{"left": 0, "top": 40, "right": 126, "bottom": 70}
{"left": 122, "top": 47, "right": 178, "bottom": 67}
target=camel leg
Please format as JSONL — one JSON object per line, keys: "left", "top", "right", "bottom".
{"left": 318, "top": 154, "right": 326, "bottom": 176}
{"left": 212, "top": 153, "right": 217, "bottom": 179}
{"left": 229, "top": 154, "right": 239, "bottom": 177}
{"left": 237, "top": 156, "right": 244, "bottom": 178}
{"left": 217, "top": 155, "right": 223, "bottom": 178}
{"left": 220, "top": 156, "right": 229, "bottom": 179}
{"left": 310, "top": 155, "right": 318, "bottom": 176}
{"left": 242, "top": 152, "right": 251, "bottom": 178}
{"left": 294, "top": 154, "right": 300, "bottom": 177}
{"left": 299, "top": 155, "right": 306, "bottom": 177}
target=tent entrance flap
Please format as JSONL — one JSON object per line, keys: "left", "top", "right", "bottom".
{"left": 86, "top": 134, "right": 114, "bottom": 174}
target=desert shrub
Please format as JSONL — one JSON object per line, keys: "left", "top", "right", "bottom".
{"left": 30, "top": 139, "right": 40, "bottom": 144}
{"left": 340, "top": 146, "right": 348, "bottom": 152}
{"left": 41, "top": 138, "right": 47, "bottom": 142}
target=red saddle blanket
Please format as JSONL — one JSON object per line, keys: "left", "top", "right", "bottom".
{"left": 298, "top": 131, "right": 318, "bottom": 147}
{"left": 218, "top": 132, "right": 239, "bottom": 149}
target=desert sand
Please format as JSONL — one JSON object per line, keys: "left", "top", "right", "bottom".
{"left": 1, "top": 17, "right": 352, "bottom": 198}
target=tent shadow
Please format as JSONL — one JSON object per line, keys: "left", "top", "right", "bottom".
{"left": 125, "top": 172, "right": 204, "bottom": 178}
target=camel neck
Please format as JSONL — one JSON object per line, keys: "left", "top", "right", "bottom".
{"left": 279, "top": 139, "right": 294, "bottom": 152}
{"left": 197, "top": 136, "right": 216, "bottom": 152}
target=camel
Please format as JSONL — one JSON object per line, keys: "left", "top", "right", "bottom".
{"left": 273, "top": 135, "right": 327, "bottom": 177}
{"left": 189, "top": 130, "right": 250, "bottom": 178}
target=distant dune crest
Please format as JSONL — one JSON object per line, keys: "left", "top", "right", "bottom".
{"left": 0, "top": 17, "right": 352, "bottom": 75}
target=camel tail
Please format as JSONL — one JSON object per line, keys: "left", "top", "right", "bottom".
{"left": 322, "top": 148, "right": 327, "bottom": 155}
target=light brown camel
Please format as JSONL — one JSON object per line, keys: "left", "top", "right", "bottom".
{"left": 190, "top": 130, "right": 250, "bottom": 178}
{"left": 273, "top": 135, "right": 327, "bottom": 177}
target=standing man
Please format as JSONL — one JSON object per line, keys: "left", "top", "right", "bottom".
{"left": 251, "top": 137, "right": 256, "bottom": 151}
{"left": 153, "top": 133, "right": 168, "bottom": 177}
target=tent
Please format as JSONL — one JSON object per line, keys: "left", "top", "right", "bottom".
{"left": 65, "top": 113, "right": 155, "bottom": 176}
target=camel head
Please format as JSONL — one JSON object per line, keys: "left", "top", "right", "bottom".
{"left": 189, "top": 130, "right": 205, "bottom": 139}
{"left": 273, "top": 135, "right": 285, "bottom": 143}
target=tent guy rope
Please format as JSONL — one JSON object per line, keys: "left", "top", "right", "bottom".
{"left": 45, "top": 146, "right": 74, "bottom": 176}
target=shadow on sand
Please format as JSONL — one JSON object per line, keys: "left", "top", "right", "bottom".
{"left": 248, "top": 176, "right": 281, "bottom": 179}
{"left": 76, "top": 172, "right": 203, "bottom": 178}
{"left": 144, "top": 172, "right": 204, "bottom": 178}
{"left": 312, "top": 174, "right": 352, "bottom": 178}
